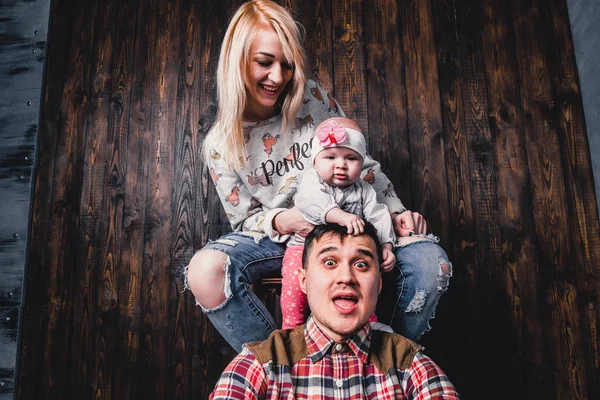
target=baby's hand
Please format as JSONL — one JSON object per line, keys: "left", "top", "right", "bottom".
{"left": 326, "top": 208, "right": 365, "bottom": 235}
{"left": 340, "top": 212, "right": 365, "bottom": 235}
{"left": 381, "top": 244, "right": 396, "bottom": 272}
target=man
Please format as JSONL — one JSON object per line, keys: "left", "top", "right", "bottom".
{"left": 210, "top": 223, "right": 459, "bottom": 399}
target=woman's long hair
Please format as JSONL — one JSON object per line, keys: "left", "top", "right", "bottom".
{"left": 203, "top": 0, "right": 307, "bottom": 169}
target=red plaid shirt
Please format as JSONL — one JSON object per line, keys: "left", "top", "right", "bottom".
{"left": 210, "top": 317, "right": 459, "bottom": 399}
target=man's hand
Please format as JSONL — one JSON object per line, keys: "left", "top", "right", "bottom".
{"left": 393, "top": 210, "right": 427, "bottom": 237}
{"left": 381, "top": 243, "right": 396, "bottom": 272}
{"left": 326, "top": 208, "right": 365, "bottom": 235}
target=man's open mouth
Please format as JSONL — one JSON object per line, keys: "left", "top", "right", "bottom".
{"left": 332, "top": 294, "right": 359, "bottom": 314}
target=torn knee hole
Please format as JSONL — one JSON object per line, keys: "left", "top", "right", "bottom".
{"left": 406, "top": 290, "right": 428, "bottom": 313}
{"left": 220, "top": 254, "right": 233, "bottom": 300}
{"left": 437, "top": 259, "right": 452, "bottom": 292}
{"left": 186, "top": 253, "right": 233, "bottom": 312}
{"left": 440, "top": 263, "right": 451, "bottom": 276}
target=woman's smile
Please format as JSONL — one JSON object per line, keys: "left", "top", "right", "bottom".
{"left": 244, "top": 28, "right": 294, "bottom": 121}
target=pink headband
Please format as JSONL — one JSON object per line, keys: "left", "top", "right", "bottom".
{"left": 312, "top": 120, "right": 366, "bottom": 160}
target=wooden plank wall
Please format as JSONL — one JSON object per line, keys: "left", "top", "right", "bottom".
{"left": 567, "top": 0, "right": 600, "bottom": 219}
{"left": 0, "top": 0, "right": 50, "bottom": 398}
{"left": 16, "top": 0, "right": 600, "bottom": 398}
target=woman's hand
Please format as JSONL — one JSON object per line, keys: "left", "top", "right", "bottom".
{"left": 273, "top": 207, "right": 315, "bottom": 237}
{"left": 393, "top": 210, "right": 427, "bottom": 237}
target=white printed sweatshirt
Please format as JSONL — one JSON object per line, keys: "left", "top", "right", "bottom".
{"left": 206, "top": 80, "right": 406, "bottom": 243}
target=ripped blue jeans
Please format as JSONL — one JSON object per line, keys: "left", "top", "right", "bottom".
{"left": 185, "top": 231, "right": 452, "bottom": 352}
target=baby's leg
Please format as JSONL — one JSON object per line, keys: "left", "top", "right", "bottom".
{"left": 281, "top": 245, "right": 308, "bottom": 329}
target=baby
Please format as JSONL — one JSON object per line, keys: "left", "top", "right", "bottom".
{"left": 280, "top": 117, "right": 396, "bottom": 329}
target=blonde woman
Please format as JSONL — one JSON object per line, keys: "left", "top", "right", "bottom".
{"left": 185, "top": 0, "right": 452, "bottom": 352}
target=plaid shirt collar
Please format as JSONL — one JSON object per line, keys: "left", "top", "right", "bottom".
{"left": 304, "top": 316, "right": 372, "bottom": 364}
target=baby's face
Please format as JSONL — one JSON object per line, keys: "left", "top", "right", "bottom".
{"left": 314, "top": 147, "right": 363, "bottom": 188}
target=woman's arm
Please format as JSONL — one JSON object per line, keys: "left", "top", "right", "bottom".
{"left": 272, "top": 207, "right": 315, "bottom": 238}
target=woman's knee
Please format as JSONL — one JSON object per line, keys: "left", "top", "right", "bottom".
{"left": 397, "top": 241, "right": 453, "bottom": 293}
{"left": 185, "top": 249, "right": 230, "bottom": 310}
{"left": 430, "top": 244, "right": 452, "bottom": 292}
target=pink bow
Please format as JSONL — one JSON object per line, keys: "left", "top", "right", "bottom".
{"left": 316, "top": 120, "right": 346, "bottom": 147}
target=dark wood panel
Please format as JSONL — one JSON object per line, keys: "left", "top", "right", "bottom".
{"left": 131, "top": 0, "right": 183, "bottom": 398}
{"left": 400, "top": 0, "right": 449, "bottom": 238}
{"left": 332, "top": 0, "right": 368, "bottom": 130}
{"left": 102, "top": 0, "right": 144, "bottom": 397}
{"left": 17, "top": 0, "right": 95, "bottom": 396}
{"left": 467, "top": 0, "right": 511, "bottom": 382}
{"left": 542, "top": 0, "right": 600, "bottom": 395}
{"left": 510, "top": 0, "right": 588, "bottom": 397}
{"left": 476, "top": 0, "right": 550, "bottom": 396}
{"left": 363, "top": 0, "right": 411, "bottom": 203}
{"left": 430, "top": 0, "right": 481, "bottom": 395}
{"left": 398, "top": 5, "right": 456, "bottom": 373}
{"left": 62, "top": 0, "right": 140, "bottom": 398}
{"left": 510, "top": 0, "right": 600, "bottom": 397}
{"left": 287, "top": 0, "right": 334, "bottom": 90}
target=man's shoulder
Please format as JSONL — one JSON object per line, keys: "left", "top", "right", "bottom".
{"left": 245, "top": 325, "right": 309, "bottom": 367}
{"left": 243, "top": 326, "right": 422, "bottom": 371}
{"left": 369, "top": 330, "right": 422, "bottom": 371}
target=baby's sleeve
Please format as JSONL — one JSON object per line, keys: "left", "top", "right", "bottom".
{"left": 360, "top": 181, "right": 396, "bottom": 245}
{"left": 295, "top": 169, "right": 340, "bottom": 225}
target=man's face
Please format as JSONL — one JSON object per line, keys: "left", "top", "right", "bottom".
{"left": 299, "top": 232, "right": 382, "bottom": 342}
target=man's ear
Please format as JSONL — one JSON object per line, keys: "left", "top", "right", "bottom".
{"left": 298, "top": 267, "right": 308, "bottom": 295}
{"left": 378, "top": 275, "right": 382, "bottom": 295}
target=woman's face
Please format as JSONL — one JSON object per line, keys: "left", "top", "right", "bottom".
{"left": 244, "top": 28, "right": 294, "bottom": 121}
